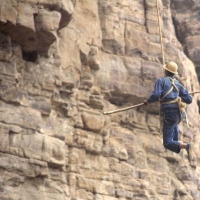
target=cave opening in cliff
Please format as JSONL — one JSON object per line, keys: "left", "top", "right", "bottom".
{"left": 22, "top": 50, "right": 38, "bottom": 62}
{"left": 197, "top": 100, "right": 200, "bottom": 113}
{"left": 195, "top": 67, "right": 200, "bottom": 82}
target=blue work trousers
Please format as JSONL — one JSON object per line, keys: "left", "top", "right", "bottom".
{"left": 162, "top": 110, "right": 181, "bottom": 153}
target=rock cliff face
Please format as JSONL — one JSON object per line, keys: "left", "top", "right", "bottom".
{"left": 0, "top": 0, "right": 200, "bottom": 200}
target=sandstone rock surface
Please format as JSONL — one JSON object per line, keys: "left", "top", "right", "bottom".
{"left": 0, "top": 0, "right": 200, "bottom": 200}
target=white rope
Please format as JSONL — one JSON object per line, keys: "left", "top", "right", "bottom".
{"left": 156, "top": 0, "right": 165, "bottom": 65}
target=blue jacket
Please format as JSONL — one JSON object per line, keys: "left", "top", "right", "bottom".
{"left": 147, "top": 76, "right": 192, "bottom": 112}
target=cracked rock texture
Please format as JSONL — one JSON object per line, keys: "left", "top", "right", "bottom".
{"left": 0, "top": 0, "right": 200, "bottom": 200}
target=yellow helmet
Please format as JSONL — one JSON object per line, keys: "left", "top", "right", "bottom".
{"left": 163, "top": 62, "right": 178, "bottom": 75}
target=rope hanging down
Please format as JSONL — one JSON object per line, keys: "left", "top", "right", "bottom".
{"left": 156, "top": 0, "right": 165, "bottom": 65}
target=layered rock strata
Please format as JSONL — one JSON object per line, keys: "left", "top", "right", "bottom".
{"left": 0, "top": 0, "right": 200, "bottom": 200}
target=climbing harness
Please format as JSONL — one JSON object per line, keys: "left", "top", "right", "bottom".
{"left": 162, "top": 97, "right": 189, "bottom": 127}
{"left": 161, "top": 77, "right": 189, "bottom": 128}
{"left": 160, "top": 77, "right": 179, "bottom": 102}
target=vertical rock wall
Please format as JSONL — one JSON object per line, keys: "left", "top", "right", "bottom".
{"left": 0, "top": 0, "right": 200, "bottom": 200}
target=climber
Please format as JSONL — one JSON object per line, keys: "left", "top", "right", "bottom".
{"left": 144, "top": 61, "right": 194, "bottom": 162}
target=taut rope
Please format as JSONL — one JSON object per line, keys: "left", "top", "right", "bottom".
{"left": 103, "top": 92, "right": 200, "bottom": 115}
{"left": 103, "top": 103, "right": 144, "bottom": 115}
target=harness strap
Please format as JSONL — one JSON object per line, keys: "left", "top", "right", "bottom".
{"left": 160, "top": 77, "right": 178, "bottom": 102}
{"left": 169, "top": 77, "right": 179, "bottom": 92}
{"left": 160, "top": 86, "right": 173, "bottom": 101}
